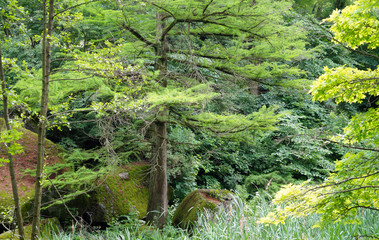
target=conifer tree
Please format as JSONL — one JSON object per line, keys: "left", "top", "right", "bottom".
{"left": 102, "top": 0, "right": 308, "bottom": 226}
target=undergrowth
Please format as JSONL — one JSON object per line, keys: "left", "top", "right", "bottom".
{"left": 40, "top": 193, "right": 378, "bottom": 240}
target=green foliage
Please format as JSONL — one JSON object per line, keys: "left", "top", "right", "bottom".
{"left": 14, "top": 66, "right": 106, "bottom": 111}
{"left": 262, "top": 0, "right": 379, "bottom": 227}
{"left": 0, "top": 119, "right": 25, "bottom": 168}
{"left": 0, "top": 217, "right": 61, "bottom": 240}
{"left": 244, "top": 172, "right": 295, "bottom": 197}
{"left": 260, "top": 151, "right": 379, "bottom": 227}
{"left": 147, "top": 84, "right": 219, "bottom": 110}
{"left": 167, "top": 125, "right": 200, "bottom": 200}
{"left": 293, "top": 0, "right": 353, "bottom": 19}
{"left": 187, "top": 106, "right": 282, "bottom": 142}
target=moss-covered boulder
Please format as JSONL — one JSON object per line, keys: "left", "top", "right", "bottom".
{"left": 20, "top": 163, "right": 149, "bottom": 226}
{"left": 0, "top": 217, "right": 61, "bottom": 240}
{"left": 172, "top": 189, "right": 234, "bottom": 228}
{"left": 87, "top": 163, "right": 149, "bottom": 223}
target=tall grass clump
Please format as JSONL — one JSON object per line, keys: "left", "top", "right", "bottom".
{"left": 42, "top": 193, "right": 378, "bottom": 240}
{"left": 192, "top": 193, "right": 378, "bottom": 240}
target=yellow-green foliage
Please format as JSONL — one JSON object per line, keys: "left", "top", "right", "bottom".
{"left": 95, "top": 164, "right": 149, "bottom": 221}
{"left": 14, "top": 67, "right": 109, "bottom": 111}
{"left": 187, "top": 106, "right": 283, "bottom": 141}
{"left": 172, "top": 189, "right": 233, "bottom": 228}
{"left": 324, "top": 0, "right": 378, "bottom": 50}
{"left": 146, "top": 83, "right": 219, "bottom": 110}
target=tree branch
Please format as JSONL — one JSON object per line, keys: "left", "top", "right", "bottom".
{"left": 307, "top": 17, "right": 379, "bottom": 60}
{"left": 151, "top": 2, "right": 175, "bottom": 19}
{"left": 318, "top": 138, "right": 379, "bottom": 152}
{"left": 202, "top": 0, "right": 215, "bottom": 15}
{"left": 323, "top": 185, "right": 379, "bottom": 195}
{"left": 161, "top": 19, "right": 178, "bottom": 41}
{"left": 54, "top": 0, "right": 98, "bottom": 18}
{"left": 122, "top": 24, "right": 156, "bottom": 48}
{"left": 50, "top": 76, "right": 94, "bottom": 82}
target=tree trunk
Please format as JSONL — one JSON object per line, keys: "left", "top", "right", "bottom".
{"left": 146, "top": 11, "right": 168, "bottom": 228}
{"left": 334, "top": 0, "right": 346, "bottom": 9}
{"left": 249, "top": 81, "right": 260, "bottom": 96}
{"left": 0, "top": 46, "right": 25, "bottom": 240}
{"left": 146, "top": 119, "right": 168, "bottom": 227}
{"left": 31, "top": 0, "right": 53, "bottom": 239}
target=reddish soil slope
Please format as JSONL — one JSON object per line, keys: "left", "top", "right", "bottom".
{"left": 0, "top": 127, "right": 63, "bottom": 196}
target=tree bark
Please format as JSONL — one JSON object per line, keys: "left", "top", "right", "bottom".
{"left": 31, "top": 0, "right": 54, "bottom": 239}
{"left": 249, "top": 81, "right": 260, "bottom": 96}
{"left": 0, "top": 45, "right": 25, "bottom": 240}
{"left": 334, "top": 0, "right": 347, "bottom": 10}
{"left": 146, "top": 11, "right": 168, "bottom": 228}
{"left": 146, "top": 119, "right": 168, "bottom": 227}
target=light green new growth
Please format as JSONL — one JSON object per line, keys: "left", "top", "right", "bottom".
{"left": 186, "top": 106, "right": 283, "bottom": 141}
{"left": 146, "top": 83, "right": 219, "bottom": 109}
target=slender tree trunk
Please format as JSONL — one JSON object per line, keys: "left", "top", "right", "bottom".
{"left": 146, "top": 11, "right": 168, "bottom": 228}
{"left": 31, "top": 0, "right": 54, "bottom": 239}
{"left": 0, "top": 46, "right": 25, "bottom": 240}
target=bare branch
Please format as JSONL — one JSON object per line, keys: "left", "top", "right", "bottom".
{"left": 122, "top": 24, "right": 156, "bottom": 48}
{"left": 307, "top": 17, "right": 379, "bottom": 60}
{"left": 202, "top": 0, "right": 215, "bottom": 15}
{"left": 323, "top": 185, "right": 379, "bottom": 195}
{"left": 318, "top": 138, "right": 379, "bottom": 152}
{"left": 151, "top": 2, "right": 175, "bottom": 19}
{"left": 310, "top": 171, "right": 379, "bottom": 192}
{"left": 50, "top": 76, "right": 94, "bottom": 82}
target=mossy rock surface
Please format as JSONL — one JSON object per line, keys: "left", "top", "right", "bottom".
{"left": 172, "top": 189, "right": 234, "bottom": 228}
{"left": 20, "top": 163, "right": 149, "bottom": 226}
{"left": 0, "top": 217, "right": 60, "bottom": 239}
{"left": 88, "top": 163, "right": 149, "bottom": 223}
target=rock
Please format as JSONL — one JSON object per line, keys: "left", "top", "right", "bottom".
{"left": 118, "top": 172, "right": 129, "bottom": 180}
{"left": 172, "top": 189, "right": 234, "bottom": 228}
{"left": 21, "top": 188, "right": 90, "bottom": 224}
{"left": 20, "top": 163, "right": 149, "bottom": 227}
{"left": 88, "top": 163, "right": 149, "bottom": 223}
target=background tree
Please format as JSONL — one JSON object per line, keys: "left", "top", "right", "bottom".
{"left": 260, "top": 0, "right": 378, "bottom": 227}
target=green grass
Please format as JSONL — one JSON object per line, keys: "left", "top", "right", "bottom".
{"left": 42, "top": 194, "right": 379, "bottom": 240}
